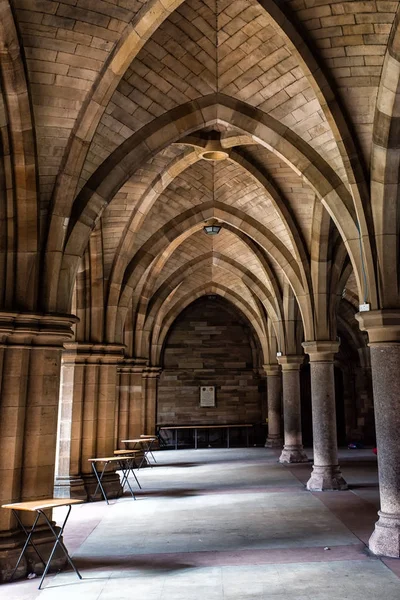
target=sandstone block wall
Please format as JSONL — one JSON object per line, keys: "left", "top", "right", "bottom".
{"left": 158, "top": 298, "right": 263, "bottom": 426}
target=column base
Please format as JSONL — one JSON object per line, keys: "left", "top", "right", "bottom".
{"left": 0, "top": 526, "right": 66, "bottom": 583}
{"left": 82, "top": 471, "right": 123, "bottom": 501}
{"left": 279, "top": 446, "right": 309, "bottom": 463}
{"left": 306, "top": 465, "right": 348, "bottom": 491}
{"left": 54, "top": 476, "right": 87, "bottom": 500}
{"left": 369, "top": 512, "right": 400, "bottom": 558}
{"left": 265, "top": 436, "right": 282, "bottom": 448}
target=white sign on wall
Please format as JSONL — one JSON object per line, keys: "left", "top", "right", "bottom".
{"left": 200, "top": 386, "right": 215, "bottom": 407}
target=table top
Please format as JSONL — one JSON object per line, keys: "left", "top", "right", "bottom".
{"left": 2, "top": 498, "right": 84, "bottom": 511}
{"left": 121, "top": 438, "right": 156, "bottom": 443}
{"left": 158, "top": 424, "right": 253, "bottom": 430}
{"left": 114, "top": 449, "right": 141, "bottom": 454}
{"left": 88, "top": 455, "right": 137, "bottom": 463}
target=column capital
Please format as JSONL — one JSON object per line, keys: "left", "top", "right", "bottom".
{"left": 118, "top": 357, "right": 148, "bottom": 374}
{"left": 263, "top": 363, "right": 280, "bottom": 377}
{"left": 62, "top": 342, "right": 125, "bottom": 364}
{"left": 277, "top": 355, "right": 304, "bottom": 371}
{"left": 302, "top": 340, "right": 339, "bottom": 362}
{"left": 142, "top": 366, "right": 162, "bottom": 379}
{"left": 356, "top": 309, "right": 400, "bottom": 345}
{"left": 0, "top": 312, "right": 77, "bottom": 347}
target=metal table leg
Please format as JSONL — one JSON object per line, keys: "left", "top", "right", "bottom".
{"left": 145, "top": 439, "right": 157, "bottom": 464}
{"left": 91, "top": 461, "right": 109, "bottom": 504}
{"left": 227, "top": 427, "right": 230, "bottom": 448}
{"left": 9, "top": 511, "right": 45, "bottom": 581}
{"left": 118, "top": 460, "right": 137, "bottom": 499}
{"left": 37, "top": 506, "right": 82, "bottom": 590}
{"left": 194, "top": 428, "right": 198, "bottom": 449}
{"left": 138, "top": 440, "right": 156, "bottom": 469}
{"left": 175, "top": 429, "right": 178, "bottom": 450}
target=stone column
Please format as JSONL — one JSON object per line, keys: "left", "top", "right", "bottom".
{"left": 54, "top": 343, "right": 124, "bottom": 500}
{"left": 264, "top": 364, "right": 283, "bottom": 448}
{"left": 356, "top": 310, "right": 400, "bottom": 557}
{"left": 142, "top": 367, "right": 161, "bottom": 435}
{"left": 302, "top": 341, "right": 347, "bottom": 491}
{"left": 0, "top": 313, "right": 76, "bottom": 582}
{"left": 117, "top": 359, "right": 147, "bottom": 444}
{"left": 277, "top": 356, "right": 308, "bottom": 463}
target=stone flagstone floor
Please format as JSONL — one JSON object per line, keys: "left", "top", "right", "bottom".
{"left": 3, "top": 448, "right": 400, "bottom": 599}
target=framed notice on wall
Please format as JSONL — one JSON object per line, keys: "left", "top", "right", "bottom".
{"left": 200, "top": 386, "right": 215, "bottom": 407}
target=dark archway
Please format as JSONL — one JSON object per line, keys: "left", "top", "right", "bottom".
{"left": 157, "top": 295, "right": 264, "bottom": 447}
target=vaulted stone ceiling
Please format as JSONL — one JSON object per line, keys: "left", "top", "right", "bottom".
{"left": 2, "top": 0, "right": 399, "bottom": 363}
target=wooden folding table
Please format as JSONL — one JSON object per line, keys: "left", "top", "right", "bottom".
{"left": 1, "top": 498, "right": 83, "bottom": 589}
{"left": 88, "top": 455, "right": 141, "bottom": 504}
{"left": 121, "top": 436, "right": 158, "bottom": 468}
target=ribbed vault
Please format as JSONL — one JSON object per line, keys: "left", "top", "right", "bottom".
{"left": 2, "top": 0, "right": 400, "bottom": 361}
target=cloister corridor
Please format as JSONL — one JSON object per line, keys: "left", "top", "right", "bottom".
{"left": 4, "top": 448, "right": 400, "bottom": 600}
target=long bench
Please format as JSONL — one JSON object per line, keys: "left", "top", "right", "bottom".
{"left": 158, "top": 423, "right": 253, "bottom": 450}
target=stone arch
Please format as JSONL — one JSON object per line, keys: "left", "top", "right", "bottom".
{"left": 150, "top": 283, "right": 270, "bottom": 365}
{"left": 282, "top": 281, "right": 303, "bottom": 355}
{"left": 106, "top": 145, "right": 309, "bottom": 316}
{"left": 370, "top": 7, "right": 400, "bottom": 308}
{"left": 136, "top": 252, "right": 281, "bottom": 359}
{"left": 112, "top": 202, "right": 311, "bottom": 341}
{"left": 0, "top": 1, "right": 38, "bottom": 309}
{"left": 129, "top": 223, "right": 285, "bottom": 350}
{"left": 49, "top": 95, "right": 364, "bottom": 320}
{"left": 49, "top": 0, "right": 368, "bottom": 254}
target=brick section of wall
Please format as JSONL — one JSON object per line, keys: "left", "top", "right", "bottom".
{"left": 157, "top": 297, "right": 262, "bottom": 425}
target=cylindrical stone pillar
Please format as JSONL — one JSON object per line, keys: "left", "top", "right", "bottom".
{"left": 264, "top": 364, "right": 283, "bottom": 448}
{"left": 356, "top": 310, "right": 400, "bottom": 557}
{"left": 277, "top": 356, "right": 308, "bottom": 463}
{"left": 302, "top": 341, "right": 347, "bottom": 491}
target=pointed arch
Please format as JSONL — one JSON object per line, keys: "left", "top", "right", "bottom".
{"left": 150, "top": 283, "right": 270, "bottom": 365}
{"left": 0, "top": 0, "right": 38, "bottom": 309}
{"left": 48, "top": 95, "right": 364, "bottom": 321}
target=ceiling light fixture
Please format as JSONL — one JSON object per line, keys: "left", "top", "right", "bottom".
{"left": 200, "top": 132, "right": 228, "bottom": 161}
{"left": 203, "top": 224, "right": 221, "bottom": 235}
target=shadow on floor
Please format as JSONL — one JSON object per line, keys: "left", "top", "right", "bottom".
{"left": 74, "top": 555, "right": 192, "bottom": 572}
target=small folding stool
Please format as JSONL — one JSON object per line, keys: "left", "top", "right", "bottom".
{"left": 1, "top": 498, "right": 83, "bottom": 590}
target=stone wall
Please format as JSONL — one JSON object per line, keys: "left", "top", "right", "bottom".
{"left": 157, "top": 298, "right": 263, "bottom": 426}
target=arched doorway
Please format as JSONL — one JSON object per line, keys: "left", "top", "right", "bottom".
{"left": 157, "top": 295, "right": 264, "bottom": 447}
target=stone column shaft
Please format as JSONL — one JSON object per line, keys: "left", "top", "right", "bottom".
{"left": 264, "top": 364, "right": 282, "bottom": 448}
{"left": 356, "top": 310, "right": 400, "bottom": 557}
{"left": 302, "top": 341, "right": 347, "bottom": 491}
{"left": 278, "top": 356, "right": 308, "bottom": 463}
{"left": 55, "top": 343, "right": 124, "bottom": 500}
{"left": 0, "top": 313, "right": 76, "bottom": 582}
{"left": 116, "top": 359, "right": 147, "bottom": 444}
{"left": 142, "top": 367, "right": 161, "bottom": 436}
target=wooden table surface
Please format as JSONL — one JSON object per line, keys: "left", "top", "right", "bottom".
{"left": 158, "top": 424, "right": 252, "bottom": 430}
{"left": 88, "top": 456, "right": 137, "bottom": 463}
{"left": 2, "top": 498, "right": 84, "bottom": 511}
{"left": 121, "top": 438, "right": 156, "bottom": 443}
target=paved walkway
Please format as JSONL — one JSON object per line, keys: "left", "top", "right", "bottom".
{"left": 4, "top": 448, "right": 400, "bottom": 599}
